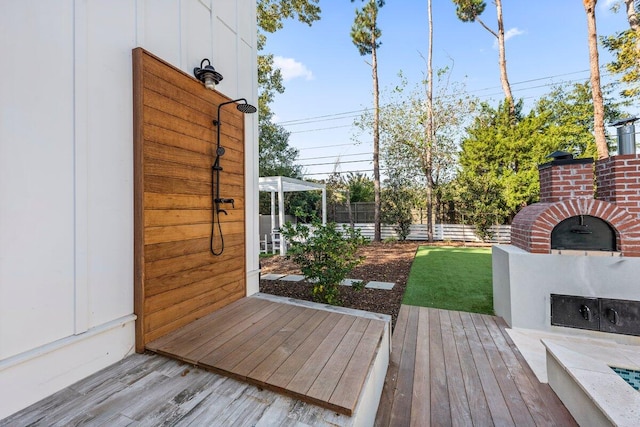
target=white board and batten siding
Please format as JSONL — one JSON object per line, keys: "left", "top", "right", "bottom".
{"left": 0, "top": 1, "right": 258, "bottom": 418}
{"left": 339, "top": 223, "right": 512, "bottom": 243}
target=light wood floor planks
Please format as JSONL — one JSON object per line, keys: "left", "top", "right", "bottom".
{"left": 375, "top": 305, "right": 578, "bottom": 426}
{"left": 146, "top": 295, "right": 387, "bottom": 416}
{"left": 0, "top": 353, "right": 355, "bottom": 427}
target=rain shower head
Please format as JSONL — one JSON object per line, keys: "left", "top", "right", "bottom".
{"left": 237, "top": 102, "right": 257, "bottom": 114}
{"left": 217, "top": 98, "right": 256, "bottom": 115}
{"left": 213, "top": 98, "right": 256, "bottom": 127}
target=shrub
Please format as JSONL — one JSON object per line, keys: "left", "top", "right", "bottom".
{"left": 281, "top": 221, "right": 367, "bottom": 305}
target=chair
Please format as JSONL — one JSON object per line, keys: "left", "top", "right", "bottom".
{"left": 260, "top": 234, "right": 269, "bottom": 254}
{"left": 271, "top": 229, "right": 283, "bottom": 254}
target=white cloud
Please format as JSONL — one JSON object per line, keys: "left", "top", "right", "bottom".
{"left": 504, "top": 27, "right": 525, "bottom": 41}
{"left": 273, "top": 56, "right": 314, "bottom": 82}
{"left": 493, "top": 27, "right": 524, "bottom": 49}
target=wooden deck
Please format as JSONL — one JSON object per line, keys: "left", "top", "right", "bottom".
{"left": 145, "top": 294, "right": 388, "bottom": 417}
{"left": 2, "top": 302, "right": 581, "bottom": 426}
{"left": 0, "top": 353, "right": 356, "bottom": 426}
{"left": 375, "top": 305, "right": 578, "bottom": 426}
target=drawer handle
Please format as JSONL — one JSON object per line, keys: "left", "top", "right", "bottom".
{"left": 606, "top": 308, "right": 619, "bottom": 325}
{"left": 579, "top": 305, "right": 592, "bottom": 321}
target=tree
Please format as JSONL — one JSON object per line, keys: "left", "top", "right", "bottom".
{"left": 281, "top": 221, "right": 366, "bottom": 305}
{"left": 257, "top": 0, "right": 321, "bottom": 117}
{"left": 452, "top": 0, "right": 514, "bottom": 116}
{"left": 381, "top": 176, "right": 417, "bottom": 241}
{"left": 358, "top": 71, "right": 475, "bottom": 238}
{"left": 449, "top": 171, "right": 506, "bottom": 241}
{"left": 258, "top": 110, "right": 307, "bottom": 216}
{"left": 601, "top": 0, "right": 640, "bottom": 98}
{"left": 456, "top": 83, "right": 625, "bottom": 221}
{"left": 536, "top": 82, "right": 622, "bottom": 156}
{"left": 351, "top": 0, "right": 383, "bottom": 242}
{"left": 583, "top": 0, "right": 609, "bottom": 159}
{"left": 259, "top": 112, "right": 302, "bottom": 178}
{"left": 345, "top": 172, "right": 375, "bottom": 203}
{"left": 424, "top": 0, "right": 435, "bottom": 241}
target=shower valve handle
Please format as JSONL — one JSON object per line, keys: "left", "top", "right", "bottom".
{"left": 215, "top": 198, "right": 235, "bottom": 208}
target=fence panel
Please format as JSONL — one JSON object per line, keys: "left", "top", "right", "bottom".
{"left": 337, "top": 223, "right": 511, "bottom": 243}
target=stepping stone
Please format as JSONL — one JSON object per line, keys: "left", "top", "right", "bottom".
{"left": 279, "top": 274, "right": 305, "bottom": 282}
{"left": 340, "top": 278, "right": 364, "bottom": 287}
{"left": 365, "top": 281, "right": 395, "bottom": 290}
{"left": 261, "top": 273, "right": 286, "bottom": 281}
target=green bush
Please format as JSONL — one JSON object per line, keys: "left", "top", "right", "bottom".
{"left": 281, "top": 221, "right": 367, "bottom": 305}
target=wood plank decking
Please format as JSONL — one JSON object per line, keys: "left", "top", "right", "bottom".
{"left": 0, "top": 353, "right": 355, "bottom": 427}
{"left": 2, "top": 302, "right": 581, "bottom": 426}
{"left": 375, "top": 305, "right": 578, "bottom": 426}
{"left": 145, "top": 295, "right": 388, "bottom": 417}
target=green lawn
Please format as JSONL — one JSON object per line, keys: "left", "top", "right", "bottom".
{"left": 403, "top": 246, "right": 493, "bottom": 315}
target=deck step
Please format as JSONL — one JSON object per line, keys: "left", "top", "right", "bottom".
{"left": 146, "top": 294, "right": 391, "bottom": 420}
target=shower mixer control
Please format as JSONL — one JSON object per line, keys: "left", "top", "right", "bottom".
{"left": 215, "top": 198, "right": 235, "bottom": 208}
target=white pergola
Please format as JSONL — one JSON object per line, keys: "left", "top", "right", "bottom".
{"left": 258, "top": 176, "right": 327, "bottom": 255}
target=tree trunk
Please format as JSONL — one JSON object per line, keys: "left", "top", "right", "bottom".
{"left": 426, "top": 0, "right": 434, "bottom": 242}
{"left": 624, "top": 0, "right": 640, "bottom": 71}
{"left": 584, "top": 0, "right": 609, "bottom": 159}
{"left": 476, "top": 1, "right": 513, "bottom": 117}
{"left": 495, "top": 0, "right": 514, "bottom": 117}
{"left": 626, "top": 0, "right": 639, "bottom": 31}
{"left": 346, "top": 190, "right": 354, "bottom": 230}
{"left": 372, "top": 32, "right": 381, "bottom": 242}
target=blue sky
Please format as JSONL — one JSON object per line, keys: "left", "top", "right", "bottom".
{"left": 264, "top": 0, "right": 633, "bottom": 179}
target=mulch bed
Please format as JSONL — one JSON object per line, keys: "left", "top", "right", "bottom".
{"left": 259, "top": 241, "right": 422, "bottom": 328}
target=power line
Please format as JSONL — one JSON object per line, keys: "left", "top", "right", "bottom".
{"left": 280, "top": 80, "right": 619, "bottom": 136}
{"left": 296, "top": 142, "right": 367, "bottom": 150}
{"left": 301, "top": 168, "right": 386, "bottom": 177}
{"left": 275, "top": 68, "right": 607, "bottom": 129}
{"left": 298, "top": 152, "right": 373, "bottom": 161}
{"left": 299, "top": 159, "right": 372, "bottom": 167}
{"left": 288, "top": 124, "right": 355, "bottom": 134}
{"left": 278, "top": 111, "right": 367, "bottom": 126}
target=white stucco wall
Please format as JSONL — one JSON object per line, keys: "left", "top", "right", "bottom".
{"left": 493, "top": 245, "right": 640, "bottom": 343}
{"left": 0, "top": 0, "right": 258, "bottom": 418}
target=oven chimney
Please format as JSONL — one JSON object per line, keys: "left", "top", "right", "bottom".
{"left": 538, "top": 151, "right": 594, "bottom": 203}
{"left": 611, "top": 117, "right": 637, "bottom": 155}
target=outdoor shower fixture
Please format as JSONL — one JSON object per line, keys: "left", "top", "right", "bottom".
{"left": 210, "top": 98, "right": 257, "bottom": 255}
{"left": 193, "top": 58, "right": 223, "bottom": 90}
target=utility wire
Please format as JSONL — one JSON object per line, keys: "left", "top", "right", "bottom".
{"left": 298, "top": 152, "right": 373, "bottom": 161}
{"left": 300, "top": 167, "right": 387, "bottom": 177}
{"left": 299, "top": 159, "right": 372, "bottom": 167}
{"left": 275, "top": 67, "right": 616, "bottom": 131}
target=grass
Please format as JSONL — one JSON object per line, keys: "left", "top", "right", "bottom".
{"left": 403, "top": 246, "right": 493, "bottom": 315}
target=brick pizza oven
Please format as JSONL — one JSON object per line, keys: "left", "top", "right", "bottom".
{"left": 493, "top": 149, "right": 640, "bottom": 338}
{"left": 510, "top": 152, "right": 640, "bottom": 257}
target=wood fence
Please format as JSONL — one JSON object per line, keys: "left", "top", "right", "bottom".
{"left": 338, "top": 223, "right": 511, "bottom": 243}
{"left": 133, "top": 48, "right": 246, "bottom": 352}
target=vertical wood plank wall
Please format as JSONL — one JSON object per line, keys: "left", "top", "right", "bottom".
{"left": 133, "top": 48, "right": 246, "bottom": 352}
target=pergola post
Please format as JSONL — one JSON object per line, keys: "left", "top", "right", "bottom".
{"left": 270, "top": 191, "right": 276, "bottom": 231}
{"left": 277, "top": 176, "right": 285, "bottom": 255}
{"left": 322, "top": 187, "right": 327, "bottom": 225}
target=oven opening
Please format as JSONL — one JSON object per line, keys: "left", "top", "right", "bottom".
{"left": 551, "top": 215, "right": 616, "bottom": 251}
